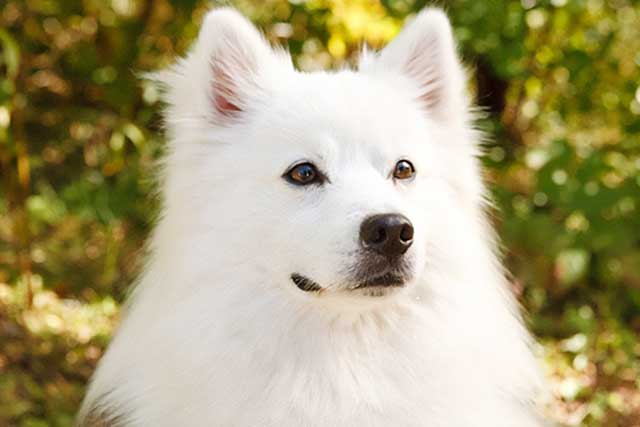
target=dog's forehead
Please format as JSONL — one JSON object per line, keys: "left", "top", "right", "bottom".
{"left": 267, "top": 70, "right": 426, "bottom": 145}
{"left": 294, "top": 70, "right": 411, "bottom": 114}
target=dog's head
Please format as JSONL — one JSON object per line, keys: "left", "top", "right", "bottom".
{"left": 156, "top": 8, "right": 483, "bottom": 303}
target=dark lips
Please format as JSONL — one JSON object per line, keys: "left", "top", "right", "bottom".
{"left": 291, "top": 273, "right": 322, "bottom": 292}
{"left": 291, "top": 272, "right": 407, "bottom": 293}
{"left": 353, "top": 272, "right": 406, "bottom": 289}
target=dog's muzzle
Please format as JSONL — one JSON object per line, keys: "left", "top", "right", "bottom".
{"left": 292, "top": 212, "right": 414, "bottom": 295}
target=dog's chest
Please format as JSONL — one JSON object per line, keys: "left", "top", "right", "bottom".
{"left": 86, "top": 295, "right": 541, "bottom": 427}
{"left": 152, "top": 332, "right": 527, "bottom": 427}
{"left": 168, "top": 336, "right": 439, "bottom": 426}
{"left": 150, "top": 314, "right": 483, "bottom": 426}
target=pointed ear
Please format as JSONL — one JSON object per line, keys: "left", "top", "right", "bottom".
{"left": 195, "top": 8, "right": 286, "bottom": 123}
{"left": 362, "top": 9, "right": 467, "bottom": 121}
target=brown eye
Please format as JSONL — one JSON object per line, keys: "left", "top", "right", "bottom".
{"left": 393, "top": 160, "right": 415, "bottom": 180}
{"left": 285, "top": 162, "right": 323, "bottom": 186}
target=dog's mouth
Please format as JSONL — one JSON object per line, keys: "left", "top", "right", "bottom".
{"left": 291, "top": 272, "right": 407, "bottom": 294}
{"left": 291, "top": 273, "right": 323, "bottom": 292}
{"left": 353, "top": 272, "right": 406, "bottom": 289}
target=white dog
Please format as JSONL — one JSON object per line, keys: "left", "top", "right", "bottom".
{"left": 79, "top": 7, "right": 548, "bottom": 426}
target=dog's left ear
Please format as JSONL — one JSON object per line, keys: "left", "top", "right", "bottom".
{"left": 362, "top": 9, "right": 467, "bottom": 121}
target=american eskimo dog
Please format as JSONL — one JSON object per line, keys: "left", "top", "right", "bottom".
{"left": 79, "top": 7, "right": 548, "bottom": 426}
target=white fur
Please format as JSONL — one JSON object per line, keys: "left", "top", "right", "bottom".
{"left": 80, "top": 8, "right": 548, "bottom": 426}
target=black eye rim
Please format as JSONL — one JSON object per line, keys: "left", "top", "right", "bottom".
{"left": 283, "top": 161, "right": 328, "bottom": 186}
{"left": 393, "top": 159, "right": 416, "bottom": 181}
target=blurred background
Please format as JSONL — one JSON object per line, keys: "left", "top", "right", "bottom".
{"left": 0, "top": 0, "right": 639, "bottom": 425}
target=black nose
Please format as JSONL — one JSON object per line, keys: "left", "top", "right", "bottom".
{"left": 359, "top": 214, "right": 414, "bottom": 258}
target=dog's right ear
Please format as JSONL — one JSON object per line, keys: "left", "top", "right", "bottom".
{"left": 193, "top": 8, "right": 287, "bottom": 124}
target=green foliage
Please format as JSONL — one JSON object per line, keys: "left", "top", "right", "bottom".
{"left": 0, "top": 0, "right": 638, "bottom": 426}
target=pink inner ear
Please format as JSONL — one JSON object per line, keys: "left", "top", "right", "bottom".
{"left": 405, "top": 36, "right": 443, "bottom": 110}
{"left": 213, "top": 90, "right": 241, "bottom": 115}
{"left": 211, "top": 62, "right": 242, "bottom": 117}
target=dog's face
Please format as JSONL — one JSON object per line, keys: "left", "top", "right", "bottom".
{"left": 160, "top": 9, "right": 481, "bottom": 303}
{"left": 243, "top": 74, "right": 434, "bottom": 299}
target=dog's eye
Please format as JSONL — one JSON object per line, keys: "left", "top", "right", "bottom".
{"left": 285, "top": 162, "right": 323, "bottom": 186}
{"left": 393, "top": 160, "right": 415, "bottom": 180}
